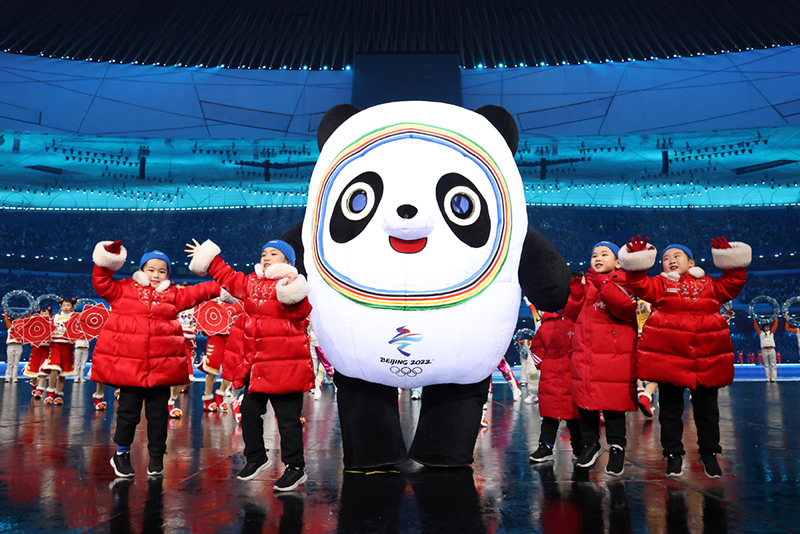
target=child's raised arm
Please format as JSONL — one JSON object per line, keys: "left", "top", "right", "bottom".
{"left": 709, "top": 236, "right": 750, "bottom": 303}
{"left": 187, "top": 238, "right": 250, "bottom": 300}
{"left": 619, "top": 235, "right": 664, "bottom": 304}
{"left": 92, "top": 240, "right": 127, "bottom": 303}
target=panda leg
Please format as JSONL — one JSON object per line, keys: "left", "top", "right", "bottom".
{"left": 334, "top": 372, "right": 408, "bottom": 469}
{"left": 408, "top": 376, "right": 491, "bottom": 467}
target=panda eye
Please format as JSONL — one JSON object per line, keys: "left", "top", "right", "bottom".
{"left": 341, "top": 182, "right": 374, "bottom": 221}
{"left": 330, "top": 172, "right": 384, "bottom": 243}
{"left": 436, "top": 173, "right": 491, "bottom": 248}
{"left": 443, "top": 186, "right": 481, "bottom": 226}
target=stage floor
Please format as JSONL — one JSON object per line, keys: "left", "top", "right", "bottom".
{"left": 0, "top": 379, "right": 797, "bottom": 533}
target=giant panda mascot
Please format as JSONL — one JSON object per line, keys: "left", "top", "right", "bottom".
{"left": 282, "top": 101, "right": 570, "bottom": 468}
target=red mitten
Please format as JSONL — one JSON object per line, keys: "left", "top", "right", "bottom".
{"left": 711, "top": 236, "right": 732, "bottom": 249}
{"left": 625, "top": 235, "right": 650, "bottom": 253}
{"left": 585, "top": 268, "right": 603, "bottom": 289}
{"left": 569, "top": 277, "right": 585, "bottom": 300}
{"left": 104, "top": 240, "right": 123, "bottom": 254}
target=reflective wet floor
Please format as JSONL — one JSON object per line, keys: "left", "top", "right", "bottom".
{"left": 0, "top": 379, "right": 797, "bottom": 533}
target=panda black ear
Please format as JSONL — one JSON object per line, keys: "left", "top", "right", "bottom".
{"left": 318, "top": 104, "right": 362, "bottom": 151}
{"left": 475, "top": 105, "right": 519, "bottom": 156}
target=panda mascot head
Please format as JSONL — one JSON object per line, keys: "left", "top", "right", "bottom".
{"left": 301, "top": 101, "right": 567, "bottom": 388}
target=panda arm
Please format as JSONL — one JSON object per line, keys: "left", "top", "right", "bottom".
{"left": 518, "top": 227, "right": 571, "bottom": 312}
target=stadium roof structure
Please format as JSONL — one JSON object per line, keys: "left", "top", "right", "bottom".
{"left": 1, "top": 125, "right": 798, "bottom": 211}
{"left": 1, "top": 0, "right": 799, "bottom": 71}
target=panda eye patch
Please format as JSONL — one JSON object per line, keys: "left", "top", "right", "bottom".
{"left": 330, "top": 172, "right": 383, "bottom": 243}
{"left": 436, "top": 173, "right": 490, "bottom": 248}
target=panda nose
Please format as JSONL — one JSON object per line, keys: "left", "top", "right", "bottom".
{"left": 397, "top": 204, "right": 418, "bottom": 219}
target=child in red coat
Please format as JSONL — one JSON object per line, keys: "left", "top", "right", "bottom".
{"left": 92, "top": 241, "right": 220, "bottom": 478}
{"left": 564, "top": 242, "right": 638, "bottom": 476}
{"left": 527, "top": 311, "right": 581, "bottom": 463}
{"left": 187, "top": 238, "right": 313, "bottom": 492}
{"left": 619, "top": 236, "right": 750, "bottom": 478}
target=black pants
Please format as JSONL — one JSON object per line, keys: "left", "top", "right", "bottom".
{"left": 578, "top": 407, "right": 627, "bottom": 448}
{"left": 539, "top": 416, "right": 582, "bottom": 452}
{"left": 114, "top": 386, "right": 171, "bottom": 458}
{"left": 240, "top": 389, "right": 305, "bottom": 466}
{"left": 658, "top": 383, "right": 721, "bottom": 456}
{"left": 334, "top": 372, "right": 490, "bottom": 468}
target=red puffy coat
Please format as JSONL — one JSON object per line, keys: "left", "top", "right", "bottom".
{"left": 220, "top": 313, "right": 246, "bottom": 383}
{"left": 207, "top": 256, "right": 314, "bottom": 395}
{"left": 91, "top": 266, "right": 220, "bottom": 388}
{"left": 529, "top": 312, "right": 578, "bottom": 420}
{"left": 624, "top": 268, "right": 746, "bottom": 389}
{"left": 563, "top": 270, "right": 638, "bottom": 412}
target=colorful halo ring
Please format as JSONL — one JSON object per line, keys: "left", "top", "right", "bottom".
{"left": 310, "top": 123, "right": 513, "bottom": 310}
{"left": 2, "top": 290, "right": 35, "bottom": 319}
{"left": 748, "top": 295, "right": 780, "bottom": 324}
{"left": 783, "top": 296, "right": 800, "bottom": 329}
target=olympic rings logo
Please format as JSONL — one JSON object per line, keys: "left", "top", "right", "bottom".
{"left": 389, "top": 366, "right": 423, "bottom": 377}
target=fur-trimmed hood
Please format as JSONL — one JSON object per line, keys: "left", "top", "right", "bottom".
{"left": 132, "top": 270, "right": 170, "bottom": 292}
{"left": 659, "top": 266, "right": 705, "bottom": 281}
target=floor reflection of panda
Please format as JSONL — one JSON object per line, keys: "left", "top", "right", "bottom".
{"left": 281, "top": 101, "right": 571, "bottom": 468}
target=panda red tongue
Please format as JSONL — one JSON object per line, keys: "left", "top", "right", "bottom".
{"left": 389, "top": 236, "right": 427, "bottom": 254}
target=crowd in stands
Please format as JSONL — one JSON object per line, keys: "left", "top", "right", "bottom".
{"left": 2, "top": 205, "right": 798, "bottom": 360}
{"left": 532, "top": 206, "right": 800, "bottom": 269}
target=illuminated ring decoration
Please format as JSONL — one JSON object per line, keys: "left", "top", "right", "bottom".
{"left": 748, "top": 295, "right": 779, "bottom": 323}
{"left": 783, "top": 296, "right": 800, "bottom": 329}
{"left": 719, "top": 300, "right": 734, "bottom": 318}
{"left": 512, "top": 328, "right": 535, "bottom": 358}
{"left": 75, "top": 298, "right": 98, "bottom": 311}
{"left": 35, "top": 293, "right": 61, "bottom": 310}
{"left": 389, "top": 366, "right": 423, "bottom": 377}
{"left": 2, "top": 290, "right": 35, "bottom": 319}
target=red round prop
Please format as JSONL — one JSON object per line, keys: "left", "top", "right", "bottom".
{"left": 64, "top": 313, "right": 89, "bottom": 342}
{"left": 195, "top": 300, "right": 235, "bottom": 336}
{"left": 23, "top": 315, "right": 54, "bottom": 347}
{"left": 9, "top": 316, "right": 27, "bottom": 340}
{"left": 79, "top": 304, "right": 110, "bottom": 339}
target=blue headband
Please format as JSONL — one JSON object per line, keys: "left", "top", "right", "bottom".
{"left": 592, "top": 241, "right": 620, "bottom": 258}
{"left": 262, "top": 240, "right": 296, "bottom": 266}
{"left": 139, "top": 250, "right": 171, "bottom": 272}
{"left": 663, "top": 244, "right": 694, "bottom": 260}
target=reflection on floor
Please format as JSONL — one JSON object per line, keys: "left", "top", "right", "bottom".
{"left": 0, "top": 380, "right": 797, "bottom": 533}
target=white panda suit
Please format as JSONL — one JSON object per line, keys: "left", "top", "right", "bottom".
{"left": 282, "top": 101, "right": 570, "bottom": 468}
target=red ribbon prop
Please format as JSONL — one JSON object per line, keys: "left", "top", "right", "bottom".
{"left": 22, "top": 315, "right": 54, "bottom": 347}
{"left": 195, "top": 300, "right": 235, "bottom": 336}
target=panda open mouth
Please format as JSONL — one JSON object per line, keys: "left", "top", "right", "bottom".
{"left": 389, "top": 236, "right": 427, "bottom": 254}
